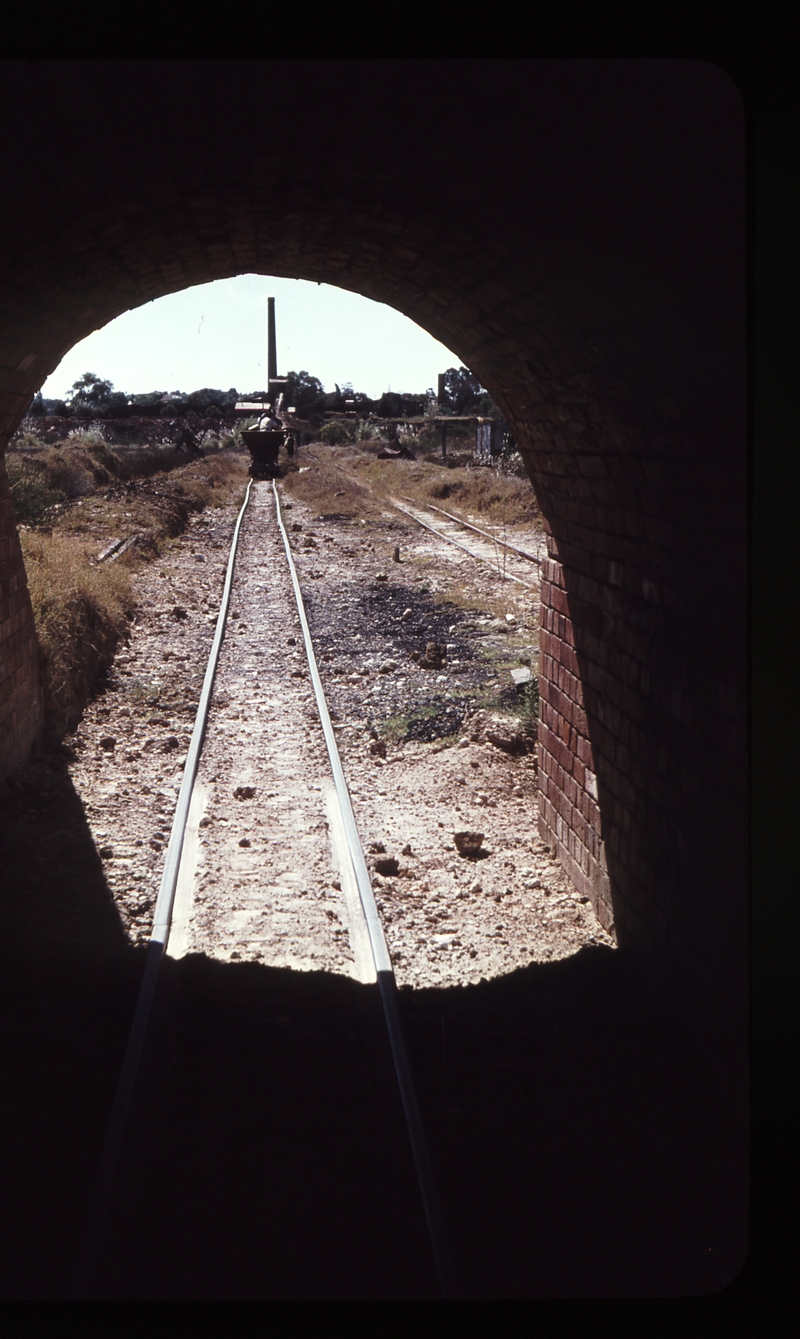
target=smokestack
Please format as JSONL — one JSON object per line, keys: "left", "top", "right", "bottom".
{"left": 267, "top": 296, "right": 277, "bottom": 385}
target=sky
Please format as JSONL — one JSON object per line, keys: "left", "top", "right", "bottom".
{"left": 40, "top": 275, "right": 463, "bottom": 402}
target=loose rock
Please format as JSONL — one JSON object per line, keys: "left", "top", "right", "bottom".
{"left": 454, "top": 831, "right": 485, "bottom": 856}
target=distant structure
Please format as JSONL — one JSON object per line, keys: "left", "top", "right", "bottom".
{"left": 267, "top": 296, "right": 287, "bottom": 404}
{"left": 267, "top": 296, "right": 277, "bottom": 386}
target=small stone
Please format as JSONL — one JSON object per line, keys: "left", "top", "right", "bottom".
{"left": 454, "top": 831, "right": 484, "bottom": 856}
{"left": 392, "top": 546, "right": 401, "bottom": 562}
{"left": 369, "top": 738, "right": 387, "bottom": 757}
{"left": 374, "top": 856, "right": 400, "bottom": 876}
{"left": 163, "top": 736, "right": 179, "bottom": 751}
{"left": 419, "top": 641, "right": 447, "bottom": 669}
{"left": 233, "top": 785, "right": 256, "bottom": 800}
{"left": 375, "top": 572, "right": 388, "bottom": 582}
{"left": 287, "top": 636, "right": 297, "bottom": 645}
{"left": 378, "top": 659, "right": 398, "bottom": 674}
{"left": 401, "top": 843, "right": 412, "bottom": 856}
{"left": 505, "top": 613, "right": 517, "bottom": 625}
{"left": 199, "top": 817, "right": 212, "bottom": 828}
{"left": 99, "top": 736, "right": 116, "bottom": 752}
{"left": 469, "top": 882, "right": 482, "bottom": 895}
{"left": 99, "top": 845, "right": 114, "bottom": 859}
{"left": 513, "top": 785, "right": 524, "bottom": 797}
{"left": 171, "top": 606, "right": 188, "bottom": 620}
{"left": 368, "top": 841, "right": 386, "bottom": 853}
{"left": 401, "top": 608, "right": 412, "bottom": 621}
{"left": 239, "top": 837, "right": 251, "bottom": 848}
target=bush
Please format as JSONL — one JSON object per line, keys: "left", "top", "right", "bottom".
{"left": 6, "top": 458, "right": 67, "bottom": 524}
{"left": 320, "top": 420, "right": 352, "bottom": 445}
{"left": 41, "top": 448, "right": 96, "bottom": 498}
{"left": 66, "top": 426, "right": 106, "bottom": 448}
{"left": 353, "top": 420, "right": 380, "bottom": 442}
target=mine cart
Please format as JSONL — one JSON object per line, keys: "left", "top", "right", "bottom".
{"left": 241, "top": 428, "right": 284, "bottom": 478}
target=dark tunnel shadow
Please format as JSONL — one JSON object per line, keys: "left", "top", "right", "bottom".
{"left": 0, "top": 744, "right": 747, "bottom": 1300}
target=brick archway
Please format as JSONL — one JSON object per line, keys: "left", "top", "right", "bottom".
{"left": 0, "top": 59, "right": 746, "bottom": 1014}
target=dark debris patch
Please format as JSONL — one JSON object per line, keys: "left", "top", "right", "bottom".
{"left": 303, "top": 581, "right": 478, "bottom": 666}
{"left": 402, "top": 702, "right": 470, "bottom": 743}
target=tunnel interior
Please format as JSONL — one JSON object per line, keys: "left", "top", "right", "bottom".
{"left": 0, "top": 60, "right": 748, "bottom": 1296}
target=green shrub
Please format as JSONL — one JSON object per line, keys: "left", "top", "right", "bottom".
{"left": 6, "top": 457, "right": 67, "bottom": 524}
{"left": 320, "top": 420, "right": 352, "bottom": 445}
{"left": 66, "top": 426, "right": 106, "bottom": 448}
{"left": 353, "top": 420, "right": 380, "bottom": 442}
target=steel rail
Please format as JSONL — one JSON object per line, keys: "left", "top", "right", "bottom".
{"left": 401, "top": 494, "right": 543, "bottom": 565}
{"left": 388, "top": 498, "right": 536, "bottom": 589}
{"left": 72, "top": 478, "right": 254, "bottom": 1297}
{"left": 272, "top": 480, "right": 461, "bottom": 1300}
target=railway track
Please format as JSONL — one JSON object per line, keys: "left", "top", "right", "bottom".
{"left": 321, "top": 454, "right": 544, "bottom": 588}
{"left": 399, "top": 495, "right": 544, "bottom": 567}
{"left": 386, "top": 496, "right": 542, "bottom": 589}
{"left": 73, "top": 479, "right": 459, "bottom": 1300}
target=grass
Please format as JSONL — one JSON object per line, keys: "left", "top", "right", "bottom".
{"left": 350, "top": 450, "right": 540, "bottom": 530}
{"left": 278, "top": 443, "right": 541, "bottom": 562}
{"left": 9, "top": 443, "right": 248, "bottom": 737}
{"left": 379, "top": 704, "right": 440, "bottom": 743}
{"left": 21, "top": 530, "right": 135, "bottom": 736}
{"left": 428, "top": 578, "right": 534, "bottom": 629}
{"left": 279, "top": 453, "right": 385, "bottom": 519}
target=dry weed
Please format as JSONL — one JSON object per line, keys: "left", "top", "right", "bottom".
{"left": 21, "top": 530, "right": 134, "bottom": 735}
{"left": 346, "top": 450, "right": 539, "bottom": 529}
{"left": 17, "top": 449, "right": 248, "bottom": 736}
{"left": 280, "top": 453, "right": 382, "bottom": 518}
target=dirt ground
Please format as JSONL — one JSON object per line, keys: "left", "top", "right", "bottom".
{"left": 33, "top": 457, "right": 613, "bottom": 986}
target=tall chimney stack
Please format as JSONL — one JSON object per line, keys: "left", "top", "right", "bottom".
{"left": 267, "top": 296, "right": 277, "bottom": 386}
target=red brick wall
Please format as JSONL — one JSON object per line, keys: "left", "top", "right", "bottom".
{"left": 538, "top": 531, "right": 612, "bottom": 933}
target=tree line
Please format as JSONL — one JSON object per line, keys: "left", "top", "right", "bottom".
{"left": 28, "top": 366, "right": 499, "bottom": 421}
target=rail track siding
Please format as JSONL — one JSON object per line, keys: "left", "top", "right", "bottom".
{"left": 401, "top": 495, "right": 544, "bottom": 566}
{"left": 386, "top": 497, "right": 539, "bottom": 589}
{"left": 75, "top": 480, "right": 459, "bottom": 1299}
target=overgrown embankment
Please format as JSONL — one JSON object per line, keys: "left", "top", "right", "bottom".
{"left": 280, "top": 440, "right": 540, "bottom": 530}
{"left": 6, "top": 432, "right": 248, "bottom": 737}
